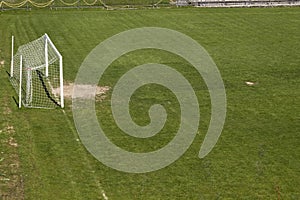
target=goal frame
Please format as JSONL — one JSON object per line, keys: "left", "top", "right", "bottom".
{"left": 10, "top": 34, "right": 64, "bottom": 109}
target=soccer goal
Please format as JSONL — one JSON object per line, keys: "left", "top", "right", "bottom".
{"left": 9, "top": 34, "right": 64, "bottom": 109}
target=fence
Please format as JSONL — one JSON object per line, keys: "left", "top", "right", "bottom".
{"left": 0, "top": 0, "right": 169, "bottom": 10}
{"left": 173, "top": 0, "right": 300, "bottom": 7}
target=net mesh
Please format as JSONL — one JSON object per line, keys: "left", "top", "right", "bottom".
{"left": 10, "top": 34, "right": 62, "bottom": 109}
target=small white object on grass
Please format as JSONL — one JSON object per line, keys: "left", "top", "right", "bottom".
{"left": 245, "top": 81, "right": 256, "bottom": 86}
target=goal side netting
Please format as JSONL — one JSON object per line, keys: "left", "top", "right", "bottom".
{"left": 9, "top": 34, "right": 64, "bottom": 109}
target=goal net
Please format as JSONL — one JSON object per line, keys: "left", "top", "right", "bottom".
{"left": 9, "top": 34, "right": 64, "bottom": 109}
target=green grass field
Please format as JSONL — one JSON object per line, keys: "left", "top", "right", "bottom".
{"left": 0, "top": 7, "right": 299, "bottom": 199}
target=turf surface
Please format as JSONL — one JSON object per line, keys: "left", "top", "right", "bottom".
{"left": 0, "top": 7, "right": 299, "bottom": 199}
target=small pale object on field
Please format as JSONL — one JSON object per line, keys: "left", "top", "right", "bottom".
{"left": 245, "top": 81, "right": 256, "bottom": 86}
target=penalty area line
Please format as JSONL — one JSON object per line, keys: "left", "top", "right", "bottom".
{"left": 61, "top": 109, "right": 109, "bottom": 200}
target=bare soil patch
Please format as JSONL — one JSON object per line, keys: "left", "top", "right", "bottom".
{"left": 3, "top": 107, "right": 12, "bottom": 115}
{"left": 0, "top": 128, "right": 23, "bottom": 200}
{"left": 52, "top": 83, "right": 110, "bottom": 102}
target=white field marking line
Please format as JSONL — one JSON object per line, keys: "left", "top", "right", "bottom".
{"left": 59, "top": 109, "right": 82, "bottom": 197}
{"left": 102, "top": 190, "right": 109, "bottom": 200}
{"left": 61, "top": 109, "right": 109, "bottom": 200}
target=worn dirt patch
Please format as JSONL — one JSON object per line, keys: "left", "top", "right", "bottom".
{"left": 0, "top": 97, "right": 24, "bottom": 199}
{"left": 3, "top": 107, "right": 12, "bottom": 115}
{"left": 8, "top": 137, "right": 18, "bottom": 148}
{"left": 52, "top": 83, "right": 110, "bottom": 102}
{"left": 6, "top": 126, "right": 15, "bottom": 134}
{"left": 0, "top": 129, "right": 23, "bottom": 200}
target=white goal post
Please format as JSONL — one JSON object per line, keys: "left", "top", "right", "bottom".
{"left": 10, "top": 34, "right": 64, "bottom": 109}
